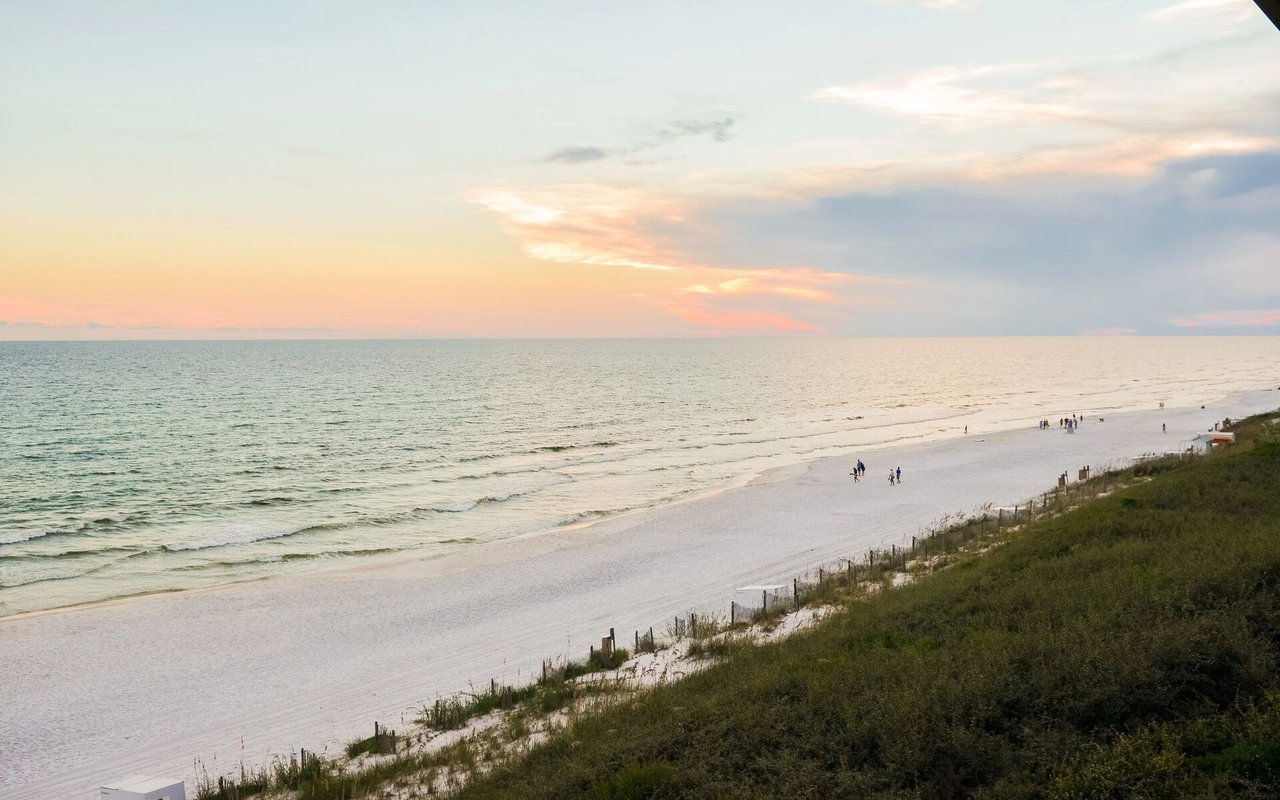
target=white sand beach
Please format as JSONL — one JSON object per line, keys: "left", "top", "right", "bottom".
{"left": 3, "top": 389, "right": 1277, "bottom": 800}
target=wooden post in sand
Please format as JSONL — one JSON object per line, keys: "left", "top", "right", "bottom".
{"left": 730, "top": 602, "right": 735, "bottom": 626}
{"left": 794, "top": 577, "right": 800, "bottom": 610}
{"left": 998, "top": 508, "right": 1003, "bottom": 530}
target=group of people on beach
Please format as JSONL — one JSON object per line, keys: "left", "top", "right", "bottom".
{"left": 850, "top": 459, "right": 866, "bottom": 482}
{"left": 849, "top": 459, "right": 900, "bottom": 486}
{"left": 1038, "top": 415, "right": 1084, "bottom": 432}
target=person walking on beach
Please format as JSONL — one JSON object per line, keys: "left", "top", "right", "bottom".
{"left": 889, "top": 470, "right": 895, "bottom": 485}
{"left": 852, "top": 467, "right": 860, "bottom": 483}
{"left": 895, "top": 466, "right": 902, "bottom": 483}
{"left": 1162, "top": 423, "right": 1167, "bottom": 433}
{"left": 857, "top": 459, "right": 865, "bottom": 476}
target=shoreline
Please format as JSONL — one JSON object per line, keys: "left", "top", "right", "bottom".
{"left": 1, "top": 384, "right": 1256, "bottom": 625}
{"left": 4, "top": 388, "right": 1278, "bottom": 799}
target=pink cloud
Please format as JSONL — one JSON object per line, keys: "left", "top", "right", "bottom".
{"left": 1171, "top": 310, "right": 1280, "bottom": 328}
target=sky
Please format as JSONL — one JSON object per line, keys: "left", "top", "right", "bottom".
{"left": 1, "top": 0, "right": 1278, "bottom": 339}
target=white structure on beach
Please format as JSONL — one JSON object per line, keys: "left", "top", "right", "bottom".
{"left": 100, "top": 776, "right": 185, "bottom": 800}
{"left": 1191, "top": 432, "right": 1235, "bottom": 453}
{"left": 735, "top": 584, "right": 792, "bottom": 612}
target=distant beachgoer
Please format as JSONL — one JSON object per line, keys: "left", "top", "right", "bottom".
{"left": 895, "top": 467, "right": 901, "bottom": 482}
{"left": 964, "top": 425, "right": 968, "bottom": 434}
{"left": 853, "top": 469, "right": 860, "bottom": 483}
{"left": 1162, "top": 423, "right": 1167, "bottom": 433}
{"left": 857, "top": 459, "right": 865, "bottom": 475}
{"left": 889, "top": 470, "right": 895, "bottom": 485}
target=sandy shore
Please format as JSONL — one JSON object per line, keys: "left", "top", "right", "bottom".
{"left": 3, "top": 389, "right": 1277, "bottom": 799}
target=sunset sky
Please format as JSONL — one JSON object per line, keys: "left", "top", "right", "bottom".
{"left": 2, "top": 0, "right": 1278, "bottom": 339}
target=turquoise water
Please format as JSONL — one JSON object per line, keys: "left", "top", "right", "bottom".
{"left": 1, "top": 337, "right": 1275, "bottom": 616}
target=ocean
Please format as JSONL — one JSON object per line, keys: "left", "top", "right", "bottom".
{"left": 1, "top": 337, "right": 1275, "bottom": 617}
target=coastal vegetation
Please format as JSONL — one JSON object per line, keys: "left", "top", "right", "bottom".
{"left": 198, "top": 411, "right": 1280, "bottom": 799}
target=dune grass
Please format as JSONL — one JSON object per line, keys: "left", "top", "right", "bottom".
{"left": 195, "top": 411, "right": 1280, "bottom": 799}
{"left": 452, "top": 412, "right": 1280, "bottom": 799}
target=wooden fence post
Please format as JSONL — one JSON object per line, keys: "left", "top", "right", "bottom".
{"left": 794, "top": 577, "right": 800, "bottom": 610}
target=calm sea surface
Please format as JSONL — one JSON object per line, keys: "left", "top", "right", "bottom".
{"left": 1, "top": 338, "right": 1275, "bottom": 616}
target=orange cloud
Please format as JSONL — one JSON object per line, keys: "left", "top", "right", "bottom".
{"left": 663, "top": 295, "right": 821, "bottom": 333}
{"left": 468, "top": 184, "right": 905, "bottom": 333}
{"left": 469, "top": 186, "right": 688, "bottom": 272}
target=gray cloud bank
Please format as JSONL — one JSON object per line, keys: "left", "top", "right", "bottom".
{"left": 657, "top": 149, "right": 1280, "bottom": 335}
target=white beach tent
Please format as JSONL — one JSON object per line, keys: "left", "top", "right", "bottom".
{"left": 100, "top": 775, "right": 185, "bottom": 800}
{"left": 1191, "top": 432, "right": 1235, "bottom": 453}
{"left": 734, "top": 584, "right": 792, "bottom": 613}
